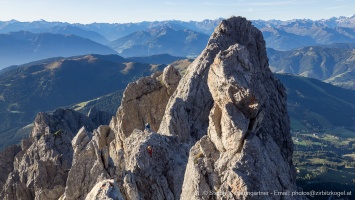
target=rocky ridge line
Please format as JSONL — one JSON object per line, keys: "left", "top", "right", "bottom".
{"left": 0, "top": 16, "right": 303, "bottom": 200}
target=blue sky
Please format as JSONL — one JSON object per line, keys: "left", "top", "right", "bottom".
{"left": 0, "top": 0, "right": 354, "bottom": 23}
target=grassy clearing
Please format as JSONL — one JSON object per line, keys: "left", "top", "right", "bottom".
{"left": 72, "top": 101, "right": 91, "bottom": 111}
{"left": 308, "top": 158, "right": 339, "bottom": 166}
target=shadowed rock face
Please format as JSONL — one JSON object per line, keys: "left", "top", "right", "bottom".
{"left": 0, "top": 16, "right": 301, "bottom": 200}
{"left": 180, "top": 17, "right": 299, "bottom": 199}
{"left": 0, "top": 145, "right": 21, "bottom": 191}
{"left": 0, "top": 109, "right": 99, "bottom": 200}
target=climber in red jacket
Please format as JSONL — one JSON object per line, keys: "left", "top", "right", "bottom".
{"left": 147, "top": 146, "right": 153, "bottom": 158}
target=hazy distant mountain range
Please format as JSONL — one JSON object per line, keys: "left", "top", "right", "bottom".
{"left": 254, "top": 17, "right": 355, "bottom": 50}
{"left": 268, "top": 43, "right": 355, "bottom": 89}
{"left": 1, "top": 15, "right": 355, "bottom": 50}
{"left": 2, "top": 15, "right": 355, "bottom": 68}
{"left": 48, "top": 25, "right": 110, "bottom": 44}
{"left": 108, "top": 25, "right": 209, "bottom": 57}
{"left": 0, "top": 31, "right": 116, "bottom": 68}
{"left": 0, "top": 19, "right": 221, "bottom": 41}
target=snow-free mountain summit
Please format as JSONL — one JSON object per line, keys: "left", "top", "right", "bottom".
{"left": 0, "top": 17, "right": 303, "bottom": 199}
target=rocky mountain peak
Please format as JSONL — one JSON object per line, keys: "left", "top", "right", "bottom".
{"left": 157, "top": 16, "right": 300, "bottom": 199}
{"left": 209, "top": 16, "right": 266, "bottom": 60}
{"left": 158, "top": 16, "right": 268, "bottom": 143}
{"left": 0, "top": 16, "right": 302, "bottom": 200}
